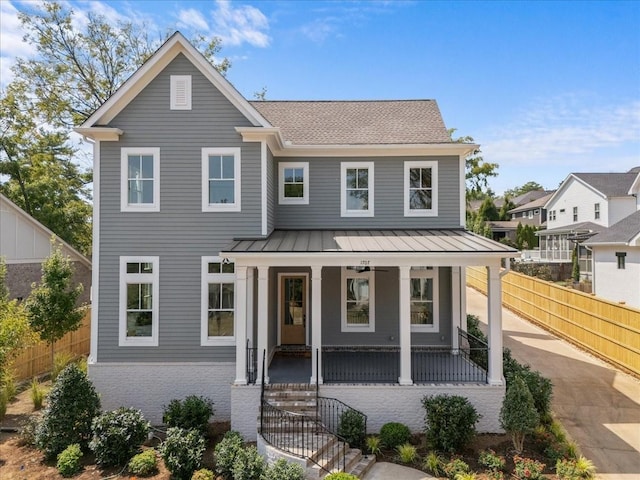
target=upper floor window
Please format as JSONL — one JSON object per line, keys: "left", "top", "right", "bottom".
{"left": 549, "top": 210, "right": 556, "bottom": 221}
{"left": 119, "top": 256, "right": 159, "bottom": 346}
{"left": 594, "top": 203, "right": 600, "bottom": 220}
{"left": 410, "top": 267, "right": 439, "bottom": 332}
{"left": 170, "top": 75, "right": 192, "bottom": 110}
{"left": 573, "top": 206, "right": 578, "bottom": 222}
{"left": 201, "top": 257, "right": 236, "bottom": 345}
{"left": 341, "top": 162, "right": 374, "bottom": 217}
{"left": 202, "top": 148, "right": 241, "bottom": 212}
{"left": 121, "top": 148, "right": 160, "bottom": 212}
{"left": 404, "top": 161, "right": 438, "bottom": 217}
{"left": 616, "top": 252, "right": 626, "bottom": 269}
{"left": 528, "top": 210, "right": 533, "bottom": 219}
{"left": 341, "top": 267, "right": 375, "bottom": 332}
{"left": 279, "top": 162, "right": 309, "bottom": 205}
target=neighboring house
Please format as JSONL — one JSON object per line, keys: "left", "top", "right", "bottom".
{"left": 537, "top": 169, "right": 639, "bottom": 279}
{"left": 0, "top": 193, "right": 92, "bottom": 303}
{"left": 508, "top": 191, "right": 554, "bottom": 227}
{"left": 75, "top": 32, "right": 516, "bottom": 445}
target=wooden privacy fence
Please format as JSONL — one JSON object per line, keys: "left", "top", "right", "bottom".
{"left": 12, "top": 308, "right": 91, "bottom": 382}
{"left": 467, "top": 267, "right": 640, "bottom": 377}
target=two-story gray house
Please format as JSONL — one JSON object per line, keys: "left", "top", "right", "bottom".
{"left": 76, "top": 32, "right": 515, "bottom": 447}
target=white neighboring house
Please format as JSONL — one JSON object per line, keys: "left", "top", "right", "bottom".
{"left": 538, "top": 168, "right": 640, "bottom": 279}
{"left": 0, "top": 193, "right": 92, "bottom": 303}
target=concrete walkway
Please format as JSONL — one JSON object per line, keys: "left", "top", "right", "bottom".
{"left": 466, "top": 287, "right": 640, "bottom": 480}
{"left": 363, "top": 462, "right": 433, "bottom": 479}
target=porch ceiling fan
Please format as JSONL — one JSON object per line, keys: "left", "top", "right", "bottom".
{"left": 346, "top": 266, "right": 389, "bottom": 273}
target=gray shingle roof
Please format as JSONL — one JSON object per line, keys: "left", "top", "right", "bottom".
{"left": 584, "top": 210, "right": 640, "bottom": 245}
{"left": 538, "top": 221, "right": 606, "bottom": 236}
{"left": 249, "top": 100, "right": 451, "bottom": 145}
{"left": 573, "top": 172, "right": 638, "bottom": 197}
{"left": 508, "top": 192, "right": 555, "bottom": 213}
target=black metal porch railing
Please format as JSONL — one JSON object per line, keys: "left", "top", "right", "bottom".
{"left": 316, "top": 397, "right": 367, "bottom": 450}
{"left": 458, "top": 327, "right": 489, "bottom": 372}
{"left": 246, "top": 339, "right": 258, "bottom": 384}
{"left": 322, "top": 347, "right": 399, "bottom": 383}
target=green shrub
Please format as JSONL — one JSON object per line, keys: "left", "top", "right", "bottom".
{"left": 423, "top": 394, "right": 480, "bottom": 453}
{"left": 213, "top": 430, "right": 244, "bottom": 479}
{"left": 0, "top": 388, "right": 8, "bottom": 420}
{"left": 324, "top": 473, "right": 359, "bottom": 480}
{"left": 35, "top": 363, "right": 101, "bottom": 459}
{"left": 90, "top": 407, "right": 150, "bottom": 467}
{"left": 500, "top": 376, "right": 539, "bottom": 454}
{"left": 263, "top": 458, "right": 305, "bottom": 480}
{"left": 163, "top": 395, "right": 214, "bottom": 434}
{"left": 192, "top": 468, "right": 215, "bottom": 480}
{"left": 555, "top": 456, "right": 596, "bottom": 479}
{"left": 442, "top": 456, "right": 470, "bottom": 479}
{"left": 232, "top": 445, "right": 266, "bottom": 480}
{"left": 379, "top": 422, "right": 411, "bottom": 449}
{"left": 503, "top": 352, "right": 552, "bottom": 419}
{"left": 513, "top": 455, "right": 545, "bottom": 480}
{"left": 1, "top": 369, "right": 18, "bottom": 401}
{"left": 52, "top": 351, "right": 76, "bottom": 382}
{"left": 478, "top": 449, "right": 505, "bottom": 472}
{"left": 18, "top": 415, "right": 40, "bottom": 447}
{"left": 366, "top": 435, "right": 381, "bottom": 455}
{"left": 56, "top": 443, "right": 83, "bottom": 477}
{"left": 456, "top": 473, "right": 477, "bottom": 480}
{"left": 396, "top": 443, "right": 418, "bottom": 464}
{"left": 159, "top": 427, "right": 206, "bottom": 480}
{"left": 30, "top": 378, "right": 45, "bottom": 410}
{"left": 128, "top": 449, "right": 158, "bottom": 477}
{"left": 337, "top": 408, "right": 366, "bottom": 449}
{"left": 423, "top": 451, "right": 445, "bottom": 477}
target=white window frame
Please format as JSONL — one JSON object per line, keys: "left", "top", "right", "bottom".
{"left": 404, "top": 160, "right": 438, "bottom": 217}
{"left": 202, "top": 147, "right": 241, "bottom": 212}
{"left": 278, "top": 162, "right": 309, "bottom": 205}
{"left": 170, "top": 75, "right": 192, "bottom": 110}
{"left": 528, "top": 210, "right": 533, "bottom": 219}
{"left": 341, "top": 162, "right": 374, "bottom": 217}
{"left": 201, "top": 256, "right": 236, "bottom": 346}
{"left": 341, "top": 267, "right": 375, "bottom": 332}
{"left": 121, "top": 148, "right": 160, "bottom": 212}
{"left": 119, "top": 256, "right": 159, "bottom": 346}
{"left": 594, "top": 203, "right": 600, "bottom": 220}
{"left": 410, "top": 267, "right": 439, "bottom": 333}
{"left": 573, "top": 206, "right": 578, "bottom": 222}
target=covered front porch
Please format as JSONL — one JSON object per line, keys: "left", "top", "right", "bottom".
{"left": 222, "top": 229, "right": 515, "bottom": 388}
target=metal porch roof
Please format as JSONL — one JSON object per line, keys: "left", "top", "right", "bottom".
{"left": 222, "top": 229, "right": 517, "bottom": 255}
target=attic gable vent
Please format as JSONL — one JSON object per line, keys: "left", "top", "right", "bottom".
{"left": 170, "top": 75, "right": 192, "bottom": 110}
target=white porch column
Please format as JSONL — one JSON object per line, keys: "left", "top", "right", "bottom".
{"left": 487, "top": 264, "right": 504, "bottom": 385}
{"left": 451, "top": 266, "right": 461, "bottom": 352}
{"left": 257, "top": 266, "right": 269, "bottom": 384}
{"left": 310, "top": 265, "right": 323, "bottom": 384}
{"left": 398, "top": 265, "right": 413, "bottom": 385}
{"left": 246, "top": 267, "right": 255, "bottom": 350}
{"left": 234, "top": 266, "right": 248, "bottom": 385}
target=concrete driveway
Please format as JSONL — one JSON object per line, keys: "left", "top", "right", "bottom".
{"left": 466, "top": 287, "right": 640, "bottom": 480}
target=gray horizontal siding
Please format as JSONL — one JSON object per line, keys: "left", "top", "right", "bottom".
{"left": 98, "top": 54, "right": 260, "bottom": 363}
{"left": 275, "top": 156, "right": 461, "bottom": 229}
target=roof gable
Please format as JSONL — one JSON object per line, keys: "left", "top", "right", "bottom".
{"left": 79, "top": 32, "right": 269, "bottom": 129}
{"left": 584, "top": 210, "right": 640, "bottom": 246}
{"left": 545, "top": 172, "right": 636, "bottom": 209}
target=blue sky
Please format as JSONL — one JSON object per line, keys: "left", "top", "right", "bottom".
{"left": 1, "top": 0, "right": 639, "bottom": 194}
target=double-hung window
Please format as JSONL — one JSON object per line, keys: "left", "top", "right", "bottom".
{"left": 594, "top": 203, "right": 600, "bottom": 220}
{"left": 279, "top": 162, "right": 309, "bottom": 204}
{"left": 404, "top": 161, "right": 438, "bottom": 216}
{"left": 202, "top": 148, "right": 241, "bottom": 212}
{"left": 573, "top": 206, "right": 578, "bottom": 222}
{"left": 341, "top": 162, "right": 374, "bottom": 217}
{"left": 410, "top": 267, "right": 439, "bottom": 332}
{"left": 119, "top": 257, "right": 159, "bottom": 346}
{"left": 201, "top": 257, "right": 236, "bottom": 345}
{"left": 341, "top": 267, "right": 375, "bottom": 332}
{"left": 121, "top": 148, "right": 160, "bottom": 212}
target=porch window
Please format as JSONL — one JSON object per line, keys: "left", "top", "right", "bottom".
{"left": 279, "top": 162, "right": 309, "bottom": 204}
{"left": 121, "top": 148, "right": 160, "bottom": 212}
{"left": 119, "top": 256, "right": 159, "bottom": 346}
{"left": 202, "top": 148, "right": 241, "bottom": 212}
{"left": 404, "top": 160, "right": 438, "bottom": 216}
{"left": 341, "top": 268, "right": 375, "bottom": 332}
{"left": 410, "top": 267, "right": 439, "bottom": 332}
{"left": 341, "top": 162, "right": 374, "bottom": 217}
{"left": 201, "top": 257, "right": 236, "bottom": 345}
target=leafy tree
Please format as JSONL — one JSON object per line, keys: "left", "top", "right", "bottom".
{"left": 499, "top": 196, "right": 516, "bottom": 221}
{"left": 504, "top": 181, "right": 545, "bottom": 199}
{"left": 571, "top": 244, "right": 580, "bottom": 282}
{"left": 449, "top": 129, "right": 499, "bottom": 201}
{"left": 26, "top": 244, "right": 85, "bottom": 364}
{"left": 500, "top": 376, "right": 540, "bottom": 454}
{"left": 477, "top": 197, "right": 500, "bottom": 222}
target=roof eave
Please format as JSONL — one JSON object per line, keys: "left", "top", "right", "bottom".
{"left": 74, "top": 127, "right": 123, "bottom": 141}
{"left": 261, "top": 142, "right": 476, "bottom": 158}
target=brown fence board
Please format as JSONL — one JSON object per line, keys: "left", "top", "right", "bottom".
{"left": 467, "top": 267, "right": 640, "bottom": 376}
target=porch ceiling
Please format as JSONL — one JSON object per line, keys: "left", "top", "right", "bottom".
{"left": 222, "top": 229, "right": 516, "bottom": 256}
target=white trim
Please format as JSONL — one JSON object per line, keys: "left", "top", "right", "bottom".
{"left": 341, "top": 268, "right": 375, "bottom": 332}
{"left": 459, "top": 155, "right": 466, "bottom": 227}
{"left": 261, "top": 141, "right": 268, "bottom": 236}
{"left": 276, "top": 272, "right": 310, "bottom": 345}
{"left": 410, "top": 267, "right": 439, "bottom": 333}
{"left": 74, "top": 127, "right": 123, "bottom": 141}
{"left": 404, "top": 160, "right": 438, "bottom": 217}
{"left": 90, "top": 140, "right": 100, "bottom": 362}
{"left": 119, "top": 256, "right": 159, "bottom": 347}
{"left": 170, "top": 75, "right": 191, "bottom": 110}
{"left": 201, "top": 256, "right": 237, "bottom": 346}
{"left": 278, "top": 162, "right": 309, "bottom": 205}
{"left": 202, "top": 147, "right": 241, "bottom": 212}
{"left": 120, "top": 147, "right": 160, "bottom": 212}
{"left": 340, "top": 161, "right": 374, "bottom": 217}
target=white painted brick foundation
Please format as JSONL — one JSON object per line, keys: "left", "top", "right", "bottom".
{"left": 88, "top": 362, "right": 235, "bottom": 424}
{"left": 230, "top": 384, "right": 261, "bottom": 440}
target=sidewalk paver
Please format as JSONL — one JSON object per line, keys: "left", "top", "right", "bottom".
{"left": 466, "top": 287, "right": 640, "bottom": 479}
{"left": 363, "top": 462, "right": 433, "bottom": 479}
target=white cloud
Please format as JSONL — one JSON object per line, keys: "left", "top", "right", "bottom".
{"left": 299, "top": 18, "right": 339, "bottom": 44}
{"left": 177, "top": 8, "right": 209, "bottom": 32}
{"left": 0, "top": 1, "right": 37, "bottom": 87}
{"left": 211, "top": 0, "right": 270, "bottom": 47}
